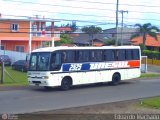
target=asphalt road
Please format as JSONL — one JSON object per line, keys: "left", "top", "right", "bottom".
{"left": 0, "top": 78, "right": 160, "bottom": 114}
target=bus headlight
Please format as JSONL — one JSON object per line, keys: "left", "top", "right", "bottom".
{"left": 42, "top": 76, "right": 49, "bottom": 79}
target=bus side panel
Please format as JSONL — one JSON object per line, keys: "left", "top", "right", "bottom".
{"left": 67, "top": 72, "right": 83, "bottom": 85}
{"left": 48, "top": 74, "right": 62, "bottom": 86}
{"left": 97, "top": 70, "right": 112, "bottom": 82}
{"left": 83, "top": 71, "right": 96, "bottom": 84}
{"left": 125, "top": 68, "right": 141, "bottom": 80}
{"left": 71, "top": 71, "right": 96, "bottom": 85}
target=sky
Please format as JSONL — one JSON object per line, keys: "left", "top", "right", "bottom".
{"left": 0, "top": 0, "right": 160, "bottom": 29}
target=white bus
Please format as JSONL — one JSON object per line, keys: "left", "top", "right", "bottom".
{"left": 27, "top": 46, "right": 141, "bottom": 90}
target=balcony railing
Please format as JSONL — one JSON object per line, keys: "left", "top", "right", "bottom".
{"left": 32, "top": 31, "right": 60, "bottom": 38}
{"left": 54, "top": 31, "right": 60, "bottom": 38}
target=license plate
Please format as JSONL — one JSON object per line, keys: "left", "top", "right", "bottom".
{"left": 35, "top": 83, "right": 40, "bottom": 86}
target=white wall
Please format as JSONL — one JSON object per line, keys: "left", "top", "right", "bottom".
{"left": 0, "top": 50, "right": 27, "bottom": 64}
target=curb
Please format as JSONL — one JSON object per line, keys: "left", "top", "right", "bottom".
{"left": 0, "top": 85, "right": 28, "bottom": 91}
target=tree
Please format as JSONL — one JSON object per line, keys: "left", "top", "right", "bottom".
{"left": 131, "top": 23, "right": 159, "bottom": 51}
{"left": 55, "top": 34, "right": 73, "bottom": 46}
{"left": 105, "top": 39, "right": 120, "bottom": 46}
{"left": 60, "top": 21, "right": 78, "bottom": 32}
{"left": 70, "top": 21, "right": 78, "bottom": 32}
{"left": 82, "top": 25, "right": 102, "bottom": 46}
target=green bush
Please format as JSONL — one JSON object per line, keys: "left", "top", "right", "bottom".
{"left": 142, "top": 50, "right": 160, "bottom": 59}
{"left": 139, "top": 44, "right": 147, "bottom": 51}
{"left": 152, "top": 51, "right": 159, "bottom": 59}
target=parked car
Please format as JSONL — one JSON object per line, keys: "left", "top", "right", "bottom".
{"left": 12, "top": 60, "right": 29, "bottom": 72}
{"left": 0, "top": 55, "right": 11, "bottom": 66}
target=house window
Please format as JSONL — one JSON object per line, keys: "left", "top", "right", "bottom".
{"left": 32, "top": 25, "right": 37, "bottom": 36}
{"left": 32, "top": 25, "right": 37, "bottom": 31}
{"left": 0, "top": 45, "right": 4, "bottom": 50}
{"left": 11, "top": 23, "right": 19, "bottom": 31}
{"left": 15, "top": 46, "right": 24, "bottom": 52}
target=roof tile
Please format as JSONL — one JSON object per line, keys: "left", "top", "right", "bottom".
{"left": 131, "top": 34, "right": 160, "bottom": 46}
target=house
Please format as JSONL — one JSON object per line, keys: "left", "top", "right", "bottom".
{"left": 130, "top": 34, "right": 160, "bottom": 51}
{"left": 103, "top": 27, "right": 139, "bottom": 45}
{"left": 71, "top": 33, "right": 109, "bottom": 46}
{"left": 55, "top": 27, "right": 72, "bottom": 33}
{"left": 0, "top": 16, "right": 60, "bottom": 53}
{"left": 70, "top": 27, "right": 139, "bottom": 46}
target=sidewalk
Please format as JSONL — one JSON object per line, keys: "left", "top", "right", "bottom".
{"left": 147, "top": 64, "right": 160, "bottom": 73}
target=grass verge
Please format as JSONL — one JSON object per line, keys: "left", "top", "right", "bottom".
{"left": 140, "top": 73, "right": 160, "bottom": 78}
{"left": 139, "top": 97, "right": 160, "bottom": 109}
{"left": 0, "top": 66, "right": 27, "bottom": 86}
{"left": 0, "top": 67, "right": 160, "bottom": 86}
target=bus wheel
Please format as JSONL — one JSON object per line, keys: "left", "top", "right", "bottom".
{"left": 111, "top": 73, "right": 121, "bottom": 85}
{"left": 61, "top": 77, "right": 72, "bottom": 90}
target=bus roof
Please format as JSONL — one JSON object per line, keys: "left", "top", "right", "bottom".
{"left": 32, "top": 46, "right": 140, "bottom": 53}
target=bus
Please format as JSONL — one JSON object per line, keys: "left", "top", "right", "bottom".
{"left": 27, "top": 46, "right": 141, "bottom": 90}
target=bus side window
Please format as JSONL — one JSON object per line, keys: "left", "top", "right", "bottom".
{"left": 30, "top": 54, "right": 37, "bottom": 70}
{"left": 117, "top": 49, "right": 126, "bottom": 61}
{"left": 83, "top": 50, "right": 89, "bottom": 62}
{"left": 66, "top": 51, "right": 76, "bottom": 63}
{"left": 50, "top": 52, "right": 62, "bottom": 71}
{"left": 90, "top": 51, "right": 96, "bottom": 62}
{"left": 126, "top": 49, "right": 132, "bottom": 60}
{"left": 76, "top": 51, "right": 83, "bottom": 62}
{"left": 61, "top": 51, "right": 67, "bottom": 63}
{"left": 114, "top": 50, "right": 118, "bottom": 61}
{"left": 91, "top": 50, "right": 103, "bottom": 62}
{"left": 133, "top": 49, "right": 139, "bottom": 60}
{"left": 104, "top": 50, "right": 114, "bottom": 61}
{"left": 76, "top": 50, "right": 89, "bottom": 62}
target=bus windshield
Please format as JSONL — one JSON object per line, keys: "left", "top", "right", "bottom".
{"left": 29, "top": 52, "right": 51, "bottom": 71}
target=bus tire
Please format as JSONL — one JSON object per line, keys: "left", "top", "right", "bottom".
{"left": 61, "top": 77, "right": 72, "bottom": 90}
{"left": 111, "top": 73, "right": 121, "bottom": 85}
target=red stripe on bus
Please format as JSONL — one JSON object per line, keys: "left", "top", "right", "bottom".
{"left": 128, "top": 60, "right": 140, "bottom": 68}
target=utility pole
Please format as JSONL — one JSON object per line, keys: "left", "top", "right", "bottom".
{"left": 115, "top": 0, "right": 119, "bottom": 46}
{"left": 1, "top": 62, "right": 4, "bottom": 84}
{"left": 119, "top": 10, "right": 128, "bottom": 45}
{"left": 29, "top": 19, "right": 32, "bottom": 54}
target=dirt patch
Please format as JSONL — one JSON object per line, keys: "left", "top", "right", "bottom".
{"left": 19, "top": 99, "right": 160, "bottom": 120}
{"left": 38, "top": 99, "right": 160, "bottom": 114}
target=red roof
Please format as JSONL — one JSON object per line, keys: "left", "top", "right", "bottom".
{"left": 131, "top": 34, "right": 160, "bottom": 47}
{"left": 56, "top": 27, "right": 72, "bottom": 32}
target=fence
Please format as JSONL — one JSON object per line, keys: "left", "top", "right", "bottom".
{"left": 141, "top": 56, "right": 147, "bottom": 73}
{"left": 0, "top": 50, "right": 27, "bottom": 64}
{"left": 147, "top": 59, "right": 160, "bottom": 66}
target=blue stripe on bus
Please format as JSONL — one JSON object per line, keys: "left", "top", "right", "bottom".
{"left": 62, "top": 61, "right": 139, "bottom": 72}
{"left": 62, "top": 63, "right": 90, "bottom": 71}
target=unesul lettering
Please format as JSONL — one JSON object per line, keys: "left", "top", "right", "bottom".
{"left": 90, "top": 61, "right": 129, "bottom": 70}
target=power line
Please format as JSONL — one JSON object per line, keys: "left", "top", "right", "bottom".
{"left": 1, "top": 14, "right": 116, "bottom": 26}
{"left": 4, "top": 0, "right": 160, "bottom": 16}
{"left": 4, "top": 12, "right": 160, "bottom": 23}
{"left": 61, "top": 0, "right": 160, "bottom": 8}
{"left": 3, "top": 0, "right": 116, "bottom": 11}
{"left": 3, "top": 9, "right": 115, "bottom": 19}
{"left": 5, "top": 0, "right": 160, "bottom": 13}
{"left": 1, "top": 13, "right": 160, "bottom": 30}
